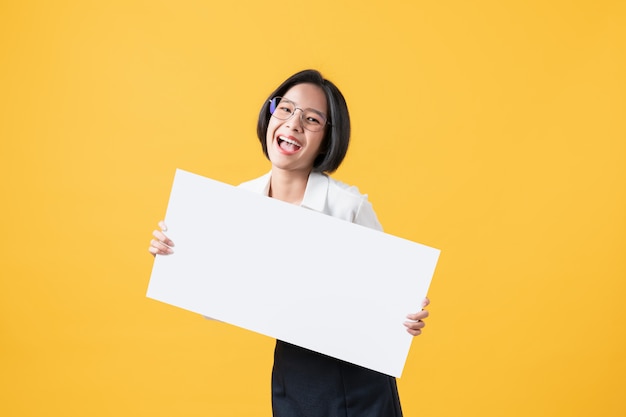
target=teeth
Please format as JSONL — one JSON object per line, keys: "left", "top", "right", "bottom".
{"left": 279, "top": 136, "right": 301, "bottom": 147}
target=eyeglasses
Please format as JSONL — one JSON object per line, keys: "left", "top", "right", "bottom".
{"left": 268, "top": 97, "right": 330, "bottom": 132}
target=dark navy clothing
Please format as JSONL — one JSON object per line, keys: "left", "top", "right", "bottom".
{"left": 272, "top": 341, "right": 403, "bottom": 417}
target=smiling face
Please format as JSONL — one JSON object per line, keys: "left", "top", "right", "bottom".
{"left": 266, "top": 83, "right": 329, "bottom": 176}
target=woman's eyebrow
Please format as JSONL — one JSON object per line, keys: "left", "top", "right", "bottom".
{"left": 308, "top": 108, "right": 327, "bottom": 119}
{"left": 283, "top": 97, "right": 327, "bottom": 118}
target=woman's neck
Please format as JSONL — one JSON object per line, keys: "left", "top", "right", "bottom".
{"left": 269, "top": 168, "right": 311, "bottom": 205}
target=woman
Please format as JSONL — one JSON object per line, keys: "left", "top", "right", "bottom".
{"left": 149, "top": 69, "right": 429, "bottom": 417}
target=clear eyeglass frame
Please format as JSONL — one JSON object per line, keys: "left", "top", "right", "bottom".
{"left": 268, "top": 97, "right": 330, "bottom": 132}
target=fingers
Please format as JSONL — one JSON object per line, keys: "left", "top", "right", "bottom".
{"left": 152, "top": 229, "right": 174, "bottom": 247}
{"left": 404, "top": 297, "right": 430, "bottom": 336}
{"left": 404, "top": 315, "right": 427, "bottom": 336}
{"left": 406, "top": 309, "right": 429, "bottom": 322}
{"left": 149, "top": 238, "right": 174, "bottom": 255}
{"left": 404, "top": 319, "right": 425, "bottom": 336}
{"left": 148, "top": 221, "right": 175, "bottom": 256}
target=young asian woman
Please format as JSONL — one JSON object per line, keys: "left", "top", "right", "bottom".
{"left": 149, "top": 69, "right": 430, "bottom": 417}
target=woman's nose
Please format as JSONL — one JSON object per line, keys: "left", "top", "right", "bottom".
{"left": 287, "top": 108, "right": 304, "bottom": 130}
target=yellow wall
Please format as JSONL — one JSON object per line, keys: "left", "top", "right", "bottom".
{"left": 1, "top": 1, "right": 624, "bottom": 416}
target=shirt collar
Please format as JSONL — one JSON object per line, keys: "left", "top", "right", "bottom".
{"left": 259, "top": 170, "right": 328, "bottom": 212}
{"left": 301, "top": 171, "right": 328, "bottom": 212}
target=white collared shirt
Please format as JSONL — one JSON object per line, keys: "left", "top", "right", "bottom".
{"left": 238, "top": 171, "right": 383, "bottom": 231}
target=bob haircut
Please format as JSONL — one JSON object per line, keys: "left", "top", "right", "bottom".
{"left": 257, "top": 69, "right": 350, "bottom": 173}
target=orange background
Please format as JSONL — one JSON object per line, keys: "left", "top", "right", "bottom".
{"left": 1, "top": 1, "right": 624, "bottom": 416}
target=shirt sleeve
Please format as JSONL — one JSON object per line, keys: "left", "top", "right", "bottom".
{"left": 354, "top": 198, "right": 384, "bottom": 232}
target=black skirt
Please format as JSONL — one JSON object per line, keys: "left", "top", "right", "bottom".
{"left": 271, "top": 341, "right": 403, "bottom": 417}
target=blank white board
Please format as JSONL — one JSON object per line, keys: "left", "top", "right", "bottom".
{"left": 147, "top": 169, "right": 440, "bottom": 377}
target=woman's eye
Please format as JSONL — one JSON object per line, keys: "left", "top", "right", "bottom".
{"left": 279, "top": 106, "right": 292, "bottom": 114}
{"left": 306, "top": 116, "right": 321, "bottom": 125}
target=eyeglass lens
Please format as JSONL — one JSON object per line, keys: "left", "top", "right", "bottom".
{"left": 269, "top": 97, "right": 327, "bottom": 132}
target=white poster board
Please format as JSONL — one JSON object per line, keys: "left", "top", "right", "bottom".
{"left": 147, "top": 169, "right": 440, "bottom": 377}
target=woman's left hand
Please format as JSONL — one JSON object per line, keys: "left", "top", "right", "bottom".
{"left": 404, "top": 298, "right": 430, "bottom": 336}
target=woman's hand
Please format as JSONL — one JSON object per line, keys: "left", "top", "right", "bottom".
{"left": 148, "top": 221, "right": 175, "bottom": 256}
{"left": 404, "top": 298, "right": 430, "bottom": 336}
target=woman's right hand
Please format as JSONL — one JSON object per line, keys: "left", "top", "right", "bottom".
{"left": 148, "top": 220, "right": 175, "bottom": 256}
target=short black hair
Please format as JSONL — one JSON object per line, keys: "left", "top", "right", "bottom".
{"left": 256, "top": 69, "right": 350, "bottom": 173}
